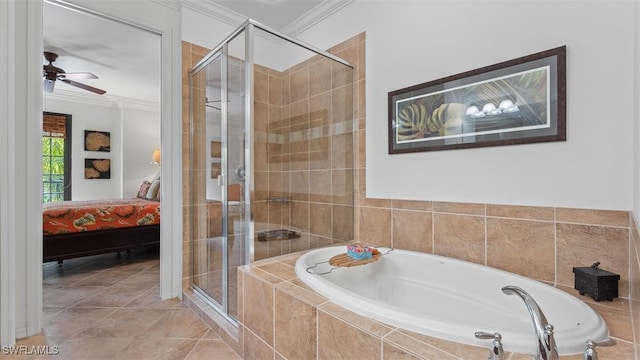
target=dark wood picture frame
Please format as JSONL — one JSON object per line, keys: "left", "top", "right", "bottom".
{"left": 388, "top": 46, "right": 566, "bottom": 154}
{"left": 84, "top": 158, "right": 111, "bottom": 179}
{"left": 84, "top": 130, "right": 111, "bottom": 152}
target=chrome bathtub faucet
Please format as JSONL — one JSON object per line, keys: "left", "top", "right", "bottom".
{"left": 583, "top": 338, "right": 616, "bottom": 360}
{"left": 474, "top": 331, "right": 505, "bottom": 360}
{"left": 502, "top": 285, "right": 559, "bottom": 360}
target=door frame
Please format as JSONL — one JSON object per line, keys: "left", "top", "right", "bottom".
{"left": 0, "top": 0, "right": 182, "bottom": 344}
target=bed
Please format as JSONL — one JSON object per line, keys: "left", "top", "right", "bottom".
{"left": 43, "top": 197, "right": 160, "bottom": 263}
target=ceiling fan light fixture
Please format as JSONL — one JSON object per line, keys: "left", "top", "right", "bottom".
{"left": 43, "top": 78, "right": 55, "bottom": 93}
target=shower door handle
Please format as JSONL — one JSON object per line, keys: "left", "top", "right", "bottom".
{"left": 217, "top": 174, "right": 223, "bottom": 187}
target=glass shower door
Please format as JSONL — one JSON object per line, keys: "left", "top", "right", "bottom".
{"left": 191, "top": 51, "right": 225, "bottom": 307}
{"left": 190, "top": 35, "right": 247, "bottom": 321}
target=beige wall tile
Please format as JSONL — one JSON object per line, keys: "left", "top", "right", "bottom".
{"left": 243, "top": 327, "right": 273, "bottom": 360}
{"left": 433, "top": 201, "right": 484, "bottom": 216}
{"left": 331, "top": 133, "right": 354, "bottom": 170}
{"left": 486, "top": 204, "right": 554, "bottom": 221}
{"left": 356, "top": 79, "right": 366, "bottom": 120}
{"left": 289, "top": 67, "right": 310, "bottom": 103}
{"left": 333, "top": 205, "right": 354, "bottom": 241}
{"left": 487, "top": 218, "right": 555, "bottom": 282}
{"left": 242, "top": 274, "right": 275, "bottom": 346}
{"left": 309, "top": 169, "right": 331, "bottom": 203}
{"left": 588, "top": 301, "right": 633, "bottom": 342}
{"left": 331, "top": 84, "right": 354, "bottom": 124}
{"left": 289, "top": 171, "right": 309, "bottom": 201}
{"left": 392, "top": 199, "right": 432, "bottom": 212}
{"left": 332, "top": 60, "right": 354, "bottom": 90}
{"left": 318, "top": 302, "right": 393, "bottom": 338}
{"left": 359, "top": 206, "right": 392, "bottom": 247}
{"left": 434, "top": 213, "right": 485, "bottom": 265}
{"left": 382, "top": 342, "right": 421, "bottom": 359}
{"left": 332, "top": 169, "right": 354, "bottom": 205}
{"left": 356, "top": 35, "right": 366, "bottom": 82}
{"left": 290, "top": 201, "right": 309, "bottom": 232}
{"left": 268, "top": 74, "right": 282, "bottom": 106}
{"left": 356, "top": 129, "right": 366, "bottom": 169}
{"left": 310, "top": 235, "right": 333, "bottom": 249}
{"left": 392, "top": 210, "right": 432, "bottom": 253}
{"left": 274, "top": 289, "right": 317, "bottom": 360}
{"left": 257, "top": 262, "right": 297, "bottom": 282}
{"left": 310, "top": 203, "right": 332, "bottom": 238}
{"left": 556, "top": 223, "right": 630, "bottom": 297}
{"left": 383, "top": 330, "right": 459, "bottom": 360}
{"left": 556, "top": 208, "right": 629, "bottom": 227}
{"left": 254, "top": 71, "right": 269, "bottom": 104}
{"left": 275, "top": 281, "right": 327, "bottom": 307}
{"left": 318, "top": 311, "right": 381, "bottom": 360}
{"left": 309, "top": 57, "right": 332, "bottom": 96}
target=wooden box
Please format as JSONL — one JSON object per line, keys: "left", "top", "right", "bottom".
{"left": 572, "top": 262, "right": 619, "bottom": 302}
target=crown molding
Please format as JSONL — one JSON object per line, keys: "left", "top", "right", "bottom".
{"left": 181, "top": 0, "right": 353, "bottom": 37}
{"left": 181, "top": 0, "right": 247, "bottom": 28}
{"left": 150, "top": 0, "right": 182, "bottom": 11}
{"left": 44, "top": 89, "right": 160, "bottom": 111}
{"left": 283, "top": 0, "right": 354, "bottom": 36}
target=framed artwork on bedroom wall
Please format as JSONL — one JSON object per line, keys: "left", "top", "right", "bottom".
{"left": 388, "top": 46, "right": 566, "bottom": 153}
{"left": 211, "top": 141, "right": 222, "bottom": 159}
{"left": 211, "top": 162, "right": 221, "bottom": 179}
{"left": 84, "top": 130, "right": 111, "bottom": 152}
{"left": 84, "top": 158, "right": 111, "bottom": 179}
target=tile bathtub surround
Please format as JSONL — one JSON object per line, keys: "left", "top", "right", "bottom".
{"left": 238, "top": 251, "right": 636, "bottom": 360}
{"left": 358, "top": 202, "right": 633, "bottom": 299}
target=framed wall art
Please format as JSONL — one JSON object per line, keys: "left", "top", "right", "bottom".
{"left": 388, "top": 46, "right": 566, "bottom": 154}
{"left": 84, "top": 130, "right": 111, "bottom": 152}
{"left": 84, "top": 158, "right": 111, "bottom": 179}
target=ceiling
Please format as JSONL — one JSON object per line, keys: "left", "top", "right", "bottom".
{"left": 42, "top": 0, "right": 350, "bottom": 104}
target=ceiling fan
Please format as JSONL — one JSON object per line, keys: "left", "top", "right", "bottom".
{"left": 43, "top": 51, "right": 106, "bottom": 95}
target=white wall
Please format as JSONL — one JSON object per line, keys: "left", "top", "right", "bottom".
{"left": 122, "top": 105, "right": 161, "bottom": 197}
{"left": 298, "top": 0, "right": 635, "bottom": 211}
{"left": 182, "top": 6, "right": 237, "bottom": 51}
{"left": 43, "top": 95, "right": 161, "bottom": 200}
{"left": 44, "top": 94, "right": 122, "bottom": 200}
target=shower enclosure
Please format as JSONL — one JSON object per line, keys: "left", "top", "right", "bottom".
{"left": 189, "top": 20, "right": 355, "bottom": 322}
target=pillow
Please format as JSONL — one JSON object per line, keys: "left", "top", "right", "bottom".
{"left": 146, "top": 179, "right": 160, "bottom": 201}
{"left": 137, "top": 181, "right": 151, "bottom": 199}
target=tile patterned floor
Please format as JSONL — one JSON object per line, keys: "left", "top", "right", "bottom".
{"left": 7, "top": 248, "right": 240, "bottom": 360}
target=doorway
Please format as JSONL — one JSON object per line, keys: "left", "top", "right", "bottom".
{"left": 1, "top": 0, "right": 181, "bottom": 345}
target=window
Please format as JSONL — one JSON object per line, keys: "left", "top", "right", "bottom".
{"left": 42, "top": 112, "right": 71, "bottom": 203}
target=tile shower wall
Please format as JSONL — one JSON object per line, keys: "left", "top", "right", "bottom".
{"left": 253, "top": 53, "right": 355, "bottom": 260}
{"left": 182, "top": 41, "right": 211, "bottom": 292}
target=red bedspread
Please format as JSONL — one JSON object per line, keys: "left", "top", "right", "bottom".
{"left": 43, "top": 198, "right": 160, "bottom": 235}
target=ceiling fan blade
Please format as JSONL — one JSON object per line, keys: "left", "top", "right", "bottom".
{"left": 60, "top": 72, "right": 98, "bottom": 80}
{"left": 60, "top": 79, "right": 106, "bottom": 95}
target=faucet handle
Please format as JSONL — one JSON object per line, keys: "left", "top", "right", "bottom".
{"left": 584, "top": 339, "right": 616, "bottom": 360}
{"left": 475, "top": 332, "right": 505, "bottom": 360}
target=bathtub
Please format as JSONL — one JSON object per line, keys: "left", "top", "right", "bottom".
{"left": 294, "top": 246, "right": 610, "bottom": 355}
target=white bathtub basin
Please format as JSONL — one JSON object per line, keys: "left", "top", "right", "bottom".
{"left": 295, "top": 246, "right": 609, "bottom": 355}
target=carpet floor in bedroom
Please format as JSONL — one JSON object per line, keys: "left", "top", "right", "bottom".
{"left": 8, "top": 248, "right": 240, "bottom": 360}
